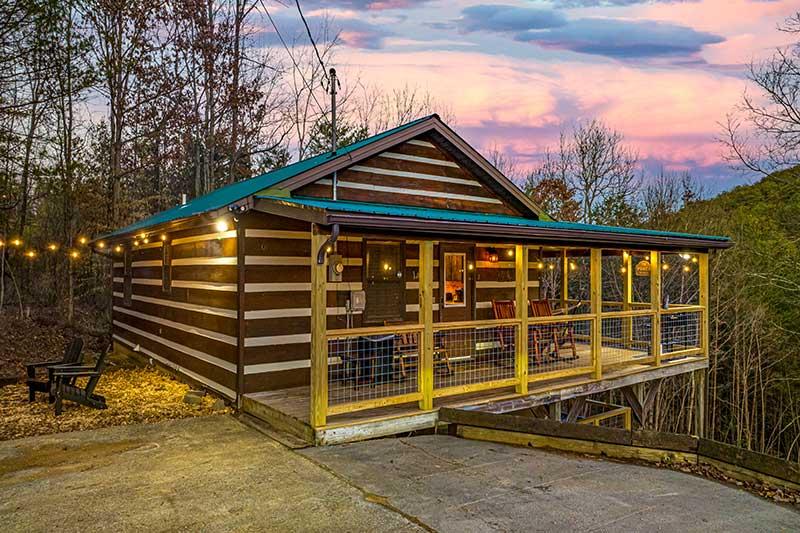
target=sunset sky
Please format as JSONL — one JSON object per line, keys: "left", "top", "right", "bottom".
{"left": 262, "top": 0, "right": 799, "bottom": 193}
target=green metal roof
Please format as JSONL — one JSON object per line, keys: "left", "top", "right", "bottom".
{"left": 256, "top": 196, "right": 731, "bottom": 244}
{"left": 99, "top": 115, "right": 436, "bottom": 240}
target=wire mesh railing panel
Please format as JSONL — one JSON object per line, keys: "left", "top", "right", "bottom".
{"left": 600, "top": 313, "right": 654, "bottom": 367}
{"left": 328, "top": 328, "right": 421, "bottom": 407}
{"left": 528, "top": 317, "right": 593, "bottom": 376}
{"left": 433, "top": 323, "right": 517, "bottom": 391}
{"left": 661, "top": 310, "right": 701, "bottom": 358}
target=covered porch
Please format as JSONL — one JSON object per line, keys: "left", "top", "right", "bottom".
{"left": 243, "top": 197, "right": 725, "bottom": 445}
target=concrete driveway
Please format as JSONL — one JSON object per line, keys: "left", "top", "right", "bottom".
{"left": 0, "top": 416, "right": 422, "bottom": 532}
{"left": 302, "top": 434, "right": 800, "bottom": 532}
{"left": 1, "top": 416, "right": 797, "bottom": 532}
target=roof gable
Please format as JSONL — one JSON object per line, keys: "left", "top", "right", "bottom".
{"left": 292, "top": 134, "right": 524, "bottom": 216}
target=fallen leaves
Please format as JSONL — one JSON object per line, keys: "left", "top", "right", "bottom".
{"left": 0, "top": 366, "right": 230, "bottom": 441}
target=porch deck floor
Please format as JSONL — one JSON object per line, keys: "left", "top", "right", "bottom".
{"left": 243, "top": 353, "right": 705, "bottom": 446}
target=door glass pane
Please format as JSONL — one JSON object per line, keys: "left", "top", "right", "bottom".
{"left": 364, "top": 241, "right": 404, "bottom": 322}
{"left": 444, "top": 253, "right": 466, "bottom": 307}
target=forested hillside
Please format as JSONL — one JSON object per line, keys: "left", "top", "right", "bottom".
{"left": 655, "top": 168, "right": 800, "bottom": 459}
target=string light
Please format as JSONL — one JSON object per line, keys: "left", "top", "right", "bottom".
{"left": 114, "top": 245, "right": 122, "bottom": 253}
{"left": 133, "top": 240, "right": 139, "bottom": 246}
{"left": 691, "top": 257, "right": 698, "bottom": 263}
{"left": 25, "top": 250, "right": 36, "bottom": 259}
{"left": 683, "top": 265, "right": 691, "bottom": 273}
{"left": 569, "top": 261, "right": 577, "bottom": 271}
{"left": 97, "top": 241, "right": 106, "bottom": 249}
{"left": 537, "top": 261, "right": 544, "bottom": 269}
{"left": 47, "top": 244, "right": 58, "bottom": 251}
{"left": 506, "top": 248, "right": 514, "bottom": 257}
{"left": 662, "top": 263, "right": 670, "bottom": 271}
{"left": 680, "top": 253, "right": 691, "bottom": 260}
{"left": 11, "top": 238, "right": 21, "bottom": 247}
{"left": 215, "top": 220, "right": 229, "bottom": 233}
{"left": 142, "top": 237, "right": 150, "bottom": 244}
{"left": 78, "top": 236, "right": 87, "bottom": 245}
{"left": 620, "top": 266, "right": 627, "bottom": 274}
{"left": 548, "top": 263, "right": 555, "bottom": 270}
{"left": 70, "top": 250, "right": 79, "bottom": 259}
{"left": 160, "top": 234, "right": 167, "bottom": 241}
{"left": 0, "top": 240, "right": 5, "bottom": 247}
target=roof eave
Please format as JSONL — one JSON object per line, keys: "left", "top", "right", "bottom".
{"left": 325, "top": 212, "right": 733, "bottom": 251}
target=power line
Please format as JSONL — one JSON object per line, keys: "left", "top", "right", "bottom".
{"left": 259, "top": 0, "right": 329, "bottom": 122}
{"left": 294, "top": 0, "right": 328, "bottom": 83}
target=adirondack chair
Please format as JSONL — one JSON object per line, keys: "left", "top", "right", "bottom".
{"left": 529, "top": 298, "right": 578, "bottom": 361}
{"left": 492, "top": 299, "right": 544, "bottom": 365}
{"left": 52, "top": 345, "right": 109, "bottom": 416}
{"left": 384, "top": 321, "right": 452, "bottom": 378}
{"left": 26, "top": 337, "right": 84, "bottom": 403}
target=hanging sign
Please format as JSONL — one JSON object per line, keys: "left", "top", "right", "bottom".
{"left": 635, "top": 259, "right": 651, "bottom": 277}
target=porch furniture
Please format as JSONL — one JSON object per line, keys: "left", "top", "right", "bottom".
{"left": 355, "top": 334, "right": 396, "bottom": 385}
{"left": 529, "top": 298, "right": 578, "bottom": 361}
{"left": 52, "top": 345, "right": 109, "bottom": 416}
{"left": 384, "top": 321, "right": 452, "bottom": 378}
{"left": 26, "top": 337, "right": 84, "bottom": 403}
{"left": 492, "top": 299, "right": 546, "bottom": 365}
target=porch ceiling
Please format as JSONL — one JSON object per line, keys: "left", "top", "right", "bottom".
{"left": 253, "top": 196, "right": 733, "bottom": 251}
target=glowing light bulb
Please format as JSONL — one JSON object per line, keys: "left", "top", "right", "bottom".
{"left": 11, "top": 238, "right": 21, "bottom": 247}
{"left": 47, "top": 244, "right": 58, "bottom": 251}
{"left": 620, "top": 266, "right": 627, "bottom": 274}
{"left": 548, "top": 263, "right": 555, "bottom": 270}
{"left": 569, "top": 262, "right": 577, "bottom": 271}
{"left": 506, "top": 249, "right": 514, "bottom": 257}
{"left": 383, "top": 263, "right": 390, "bottom": 271}
{"left": 325, "top": 246, "right": 332, "bottom": 253}
{"left": 680, "top": 253, "right": 691, "bottom": 260}
{"left": 537, "top": 261, "right": 544, "bottom": 270}
{"left": 143, "top": 237, "right": 149, "bottom": 244}
{"left": 97, "top": 242, "right": 106, "bottom": 249}
{"left": 662, "top": 263, "right": 670, "bottom": 271}
{"left": 78, "top": 236, "right": 87, "bottom": 245}
{"left": 691, "top": 257, "right": 698, "bottom": 263}
{"left": 70, "top": 250, "right": 79, "bottom": 259}
{"left": 468, "top": 263, "right": 474, "bottom": 271}
{"left": 215, "top": 220, "right": 229, "bottom": 233}
{"left": 160, "top": 234, "right": 167, "bottom": 241}
{"left": 115, "top": 245, "right": 122, "bottom": 253}
{"left": 133, "top": 240, "right": 139, "bottom": 246}
{"left": 683, "top": 265, "right": 691, "bottom": 273}
{"left": 26, "top": 250, "right": 35, "bottom": 259}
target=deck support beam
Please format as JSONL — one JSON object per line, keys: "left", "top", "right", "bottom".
{"left": 693, "top": 368, "right": 707, "bottom": 438}
{"left": 548, "top": 401, "right": 561, "bottom": 421}
{"left": 590, "top": 248, "right": 602, "bottom": 379}
{"left": 419, "top": 240, "right": 434, "bottom": 410}
{"left": 515, "top": 244, "right": 529, "bottom": 395}
{"left": 310, "top": 224, "right": 328, "bottom": 428}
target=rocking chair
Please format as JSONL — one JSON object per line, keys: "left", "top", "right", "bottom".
{"left": 384, "top": 321, "right": 452, "bottom": 378}
{"left": 529, "top": 298, "right": 578, "bottom": 362}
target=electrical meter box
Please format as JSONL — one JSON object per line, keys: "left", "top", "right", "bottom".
{"left": 350, "top": 290, "right": 366, "bottom": 312}
{"left": 328, "top": 254, "right": 344, "bottom": 282}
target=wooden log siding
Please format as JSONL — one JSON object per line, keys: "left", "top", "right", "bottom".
{"left": 112, "top": 222, "right": 239, "bottom": 398}
{"left": 294, "top": 136, "right": 519, "bottom": 216}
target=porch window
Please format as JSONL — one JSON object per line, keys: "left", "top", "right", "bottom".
{"left": 364, "top": 241, "right": 404, "bottom": 323}
{"left": 444, "top": 252, "right": 466, "bottom": 307}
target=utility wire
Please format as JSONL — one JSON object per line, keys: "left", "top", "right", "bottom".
{"left": 259, "top": 0, "right": 329, "bottom": 123}
{"left": 294, "top": 0, "right": 329, "bottom": 84}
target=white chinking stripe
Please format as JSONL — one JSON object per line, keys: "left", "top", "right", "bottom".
{"left": 113, "top": 320, "right": 236, "bottom": 372}
{"left": 406, "top": 281, "right": 440, "bottom": 289}
{"left": 405, "top": 303, "right": 440, "bottom": 312}
{"left": 245, "top": 256, "right": 362, "bottom": 266}
{"left": 132, "top": 260, "right": 162, "bottom": 268}
{"left": 114, "top": 334, "right": 236, "bottom": 398}
{"left": 377, "top": 152, "right": 460, "bottom": 169}
{"left": 171, "top": 230, "right": 236, "bottom": 246}
{"left": 316, "top": 179, "right": 501, "bottom": 204}
{"left": 347, "top": 165, "right": 480, "bottom": 188}
{"left": 114, "top": 278, "right": 237, "bottom": 291}
{"left": 245, "top": 359, "right": 310, "bottom": 375}
{"left": 172, "top": 257, "right": 237, "bottom": 266}
{"left": 244, "top": 333, "right": 310, "bottom": 347}
{"left": 112, "top": 291, "right": 236, "bottom": 318}
{"left": 113, "top": 305, "right": 238, "bottom": 346}
{"left": 243, "top": 282, "right": 363, "bottom": 292}
{"left": 406, "top": 139, "right": 435, "bottom": 148}
{"left": 136, "top": 241, "right": 163, "bottom": 250}
{"left": 405, "top": 259, "right": 439, "bottom": 267}
{"left": 244, "top": 307, "right": 363, "bottom": 319}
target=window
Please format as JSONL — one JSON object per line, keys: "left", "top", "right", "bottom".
{"left": 364, "top": 241, "right": 404, "bottom": 323}
{"left": 123, "top": 248, "right": 132, "bottom": 307}
{"left": 162, "top": 241, "right": 172, "bottom": 294}
{"left": 443, "top": 253, "right": 466, "bottom": 307}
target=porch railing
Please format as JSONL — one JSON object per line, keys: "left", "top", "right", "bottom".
{"left": 309, "top": 237, "right": 710, "bottom": 427}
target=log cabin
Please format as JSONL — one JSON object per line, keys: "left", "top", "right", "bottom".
{"left": 93, "top": 114, "right": 732, "bottom": 445}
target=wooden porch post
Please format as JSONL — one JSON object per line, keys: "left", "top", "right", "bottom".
{"left": 699, "top": 252, "right": 709, "bottom": 357}
{"left": 650, "top": 251, "right": 662, "bottom": 366}
{"left": 310, "top": 224, "right": 328, "bottom": 428}
{"left": 419, "top": 240, "right": 434, "bottom": 410}
{"left": 561, "top": 248, "right": 569, "bottom": 311}
{"left": 622, "top": 251, "right": 633, "bottom": 342}
{"left": 515, "top": 244, "right": 529, "bottom": 395}
{"left": 590, "top": 248, "right": 602, "bottom": 379}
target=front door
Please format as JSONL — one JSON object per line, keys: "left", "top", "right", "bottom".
{"left": 440, "top": 243, "right": 475, "bottom": 322}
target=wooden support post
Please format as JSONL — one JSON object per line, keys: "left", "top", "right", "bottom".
{"left": 590, "top": 248, "right": 602, "bottom": 379}
{"left": 651, "top": 251, "right": 662, "bottom": 366}
{"left": 565, "top": 396, "right": 586, "bottom": 423}
{"left": 699, "top": 252, "right": 709, "bottom": 358}
{"left": 693, "top": 368, "right": 707, "bottom": 438}
{"left": 621, "top": 385, "right": 644, "bottom": 428}
{"left": 419, "top": 241, "right": 434, "bottom": 410}
{"left": 309, "top": 224, "right": 328, "bottom": 428}
{"left": 515, "top": 244, "right": 529, "bottom": 395}
{"left": 561, "top": 248, "right": 569, "bottom": 311}
{"left": 548, "top": 401, "right": 562, "bottom": 422}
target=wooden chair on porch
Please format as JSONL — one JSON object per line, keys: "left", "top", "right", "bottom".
{"left": 492, "top": 299, "right": 546, "bottom": 365}
{"left": 529, "top": 298, "right": 578, "bottom": 361}
{"left": 384, "top": 321, "right": 452, "bottom": 378}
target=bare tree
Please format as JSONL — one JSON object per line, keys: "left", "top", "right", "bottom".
{"left": 720, "top": 11, "right": 800, "bottom": 182}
